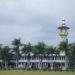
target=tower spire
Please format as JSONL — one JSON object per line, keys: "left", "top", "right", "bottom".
{"left": 62, "top": 19, "right": 66, "bottom": 26}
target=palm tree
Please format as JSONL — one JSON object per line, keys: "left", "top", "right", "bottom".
{"left": 0, "top": 44, "right": 3, "bottom": 68}
{"left": 33, "top": 42, "right": 46, "bottom": 69}
{"left": 46, "top": 46, "right": 55, "bottom": 55}
{"left": 1, "top": 46, "right": 12, "bottom": 69}
{"left": 59, "top": 41, "right": 69, "bottom": 70}
{"left": 0, "top": 44, "right": 2, "bottom": 59}
{"left": 68, "top": 43, "right": 75, "bottom": 69}
{"left": 59, "top": 42, "right": 68, "bottom": 53}
{"left": 22, "top": 42, "right": 32, "bottom": 69}
{"left": 12, "top": 38, "right": 21, "bottom": 69}
{"left": 46, "top": 46, "right": 56, "bottom": 70}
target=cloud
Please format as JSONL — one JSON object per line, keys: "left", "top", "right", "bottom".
{"left": 0, "top": 0, "right": 75, "bottom": 46}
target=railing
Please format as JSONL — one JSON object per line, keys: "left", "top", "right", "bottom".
{"left": 10, "top": 59, "right": 66, "bottom": 63}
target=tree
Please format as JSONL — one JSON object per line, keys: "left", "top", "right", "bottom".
{"left": 68, "top": 43, "right": 75, "bottom": 69}
{"left": 59, "top": 41, "right": 68, "bottom": 54}
{"left": 1, "top": 46, "right": 12, "bottom": 69}
{"left": 0, "top": 44, "right": 3, "bottom": 68}
{"left": 22, "top": 42, "right": 32, "bottom": 69}
{"left": 12, "top": 38, "right": 21, "bottom": 68}
{"left": 0, "top": 44, "right": 2, "bottom": 59}
{"left": 33, "top": 42, "right": 46, "bottom": 69}
{"left": 46, "top": 46, "right": 57, "bottom": 70}
{"left": 46, "top": 46, "right": 56, "bottom": 55}
{"left": 59, "top": 41, "right": 69, "bottom": 70}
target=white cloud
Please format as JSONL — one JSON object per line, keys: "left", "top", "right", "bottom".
{"left": 0, "top": 0, "right": 74, "bottom": 46}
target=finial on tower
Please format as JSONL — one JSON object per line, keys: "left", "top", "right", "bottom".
{"left": 62, "top": 19, "right": 66, "bottom": 26}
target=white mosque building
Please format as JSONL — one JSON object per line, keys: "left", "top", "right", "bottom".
{"left": 0, "top": 20, "right": 70, "bottom": 70}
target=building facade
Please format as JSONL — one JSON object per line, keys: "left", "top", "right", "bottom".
{"left": 0, "top": 19, "right": 70, "bottom": 70}
{"left": 10, "top": 54, "right": 66, "bottom": 70}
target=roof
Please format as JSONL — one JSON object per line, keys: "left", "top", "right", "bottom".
{"left": 58, "top": 25, "right": 69, "bottom": 29}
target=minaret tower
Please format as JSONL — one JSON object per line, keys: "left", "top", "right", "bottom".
{"left": 58, "top": 19, "right": 70, "bottom": 70}
{"left": 58, "top": 19, "right": 69, "bottom": 43}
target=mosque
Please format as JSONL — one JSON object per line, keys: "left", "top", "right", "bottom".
{"left": 0, "top": 19, "right": 70, "bottom": 70}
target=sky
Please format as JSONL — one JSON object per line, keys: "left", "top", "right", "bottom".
{"left": 0, "top": 0, "right": 75, "bottom": 46}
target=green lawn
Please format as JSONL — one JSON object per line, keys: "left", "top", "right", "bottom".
{"left": 0, "top": 70, "right": 75, "bottom": 75}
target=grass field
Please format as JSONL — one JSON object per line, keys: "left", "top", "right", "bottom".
{"left": 0, "top": 70, "right": 75, "bottom": 75}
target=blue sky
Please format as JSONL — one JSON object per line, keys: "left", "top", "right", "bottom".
{"left": 0, "top": 0, "right": 75, "bottom": 46}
